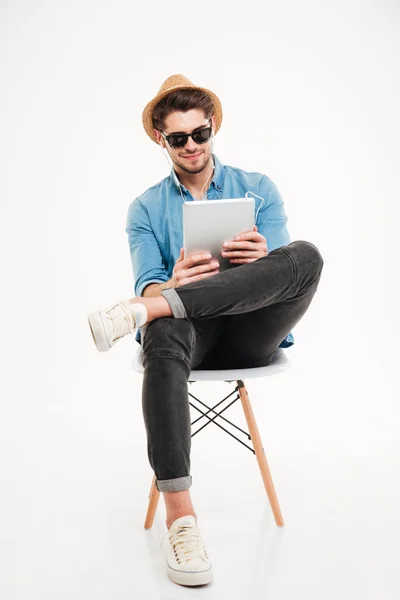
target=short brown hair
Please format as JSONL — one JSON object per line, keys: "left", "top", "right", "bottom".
{"left": 152, "top": 88, "right": 214, "bottom": 132}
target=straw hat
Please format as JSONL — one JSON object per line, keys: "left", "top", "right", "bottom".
{"left": 142, "top": 74, "right": 223, "bottom": 144}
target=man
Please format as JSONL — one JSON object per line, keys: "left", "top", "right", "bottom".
{"left": 88, "top": 74, "right": 324, "bottom": 587}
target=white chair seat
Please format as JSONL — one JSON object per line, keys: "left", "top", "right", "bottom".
{"left": 131, "top": 341, "right": 290, "bottom": 381}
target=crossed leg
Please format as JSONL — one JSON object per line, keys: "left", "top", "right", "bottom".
{"left": 137, "top": 241, "right": 324, "bottom": 528}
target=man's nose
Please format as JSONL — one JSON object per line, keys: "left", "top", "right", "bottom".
{"left": 184, "top": 136, "right": 198, "bottom": 151}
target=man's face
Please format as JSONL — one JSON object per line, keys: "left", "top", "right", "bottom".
{"left": 154, "top": 109, "right": 216, "bottom": 176}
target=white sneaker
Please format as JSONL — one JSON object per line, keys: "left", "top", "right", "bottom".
{"left": 161, "top": 515, "right": 213, "bottom": 587}
{"left": 87, "top": 299, "right": 147, "bottom": 352}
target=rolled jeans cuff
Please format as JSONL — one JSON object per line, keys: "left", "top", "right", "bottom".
{"left": 156, "top": 475, "right": 192, "bottom": 493}
{"left": 161, "top": 288, "right": 187, "bottom": 319}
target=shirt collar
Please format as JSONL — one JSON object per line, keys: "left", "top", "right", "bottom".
{"left": 169, "top": 153, "right": 224, "bottom": 194}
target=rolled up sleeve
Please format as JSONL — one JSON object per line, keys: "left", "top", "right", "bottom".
{"left": 126, "top": 198, "right": 169, "bottom": 296}
{"left": 256, "top": 175, "right": 291, "bottom": 251}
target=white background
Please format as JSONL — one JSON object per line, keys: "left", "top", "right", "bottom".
{"left": 1, "top": 1, "right": 399, "bottom": 598}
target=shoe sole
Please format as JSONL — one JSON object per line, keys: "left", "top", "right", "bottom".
{"left": 88, "top": 311, "right": 110, "bottom": 352}
{"left": 168, "top": 565, "right": 213, "bottom": 586}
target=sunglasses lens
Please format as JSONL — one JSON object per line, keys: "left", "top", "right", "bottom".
{"left": 168, "top": 135, "right": 187, "bottom": 148}
{"left": 193, "top": 127, "right": 212, "bottom": 144}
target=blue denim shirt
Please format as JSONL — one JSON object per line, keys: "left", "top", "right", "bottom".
{"left": 126, "top": 153, "right": 294, "bottom": 348}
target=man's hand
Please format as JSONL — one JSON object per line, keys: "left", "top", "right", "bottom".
{"left": 221, "top": 225, "right": 268, "bottom": 264}
{"left": 169, "top": 249, "right": 220, "bottom": 288}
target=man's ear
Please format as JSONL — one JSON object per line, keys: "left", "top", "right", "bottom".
{"left": 211, "top": 114, "right": 217, "bottom": 135}
{"left": 154, "top": 129, "right": 163, "bottom": 146}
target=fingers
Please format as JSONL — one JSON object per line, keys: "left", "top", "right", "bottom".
{"left": 233, "top": 231, "right": 265, "bottom": 242}
{"left": 175, "top": 259, "right": 220, "bottom": 285}
{"left": 186, "top": 260, "right": 219, "bottom": 276}
{"left": 222, "top": 243, "right": 265, "bottom": 256}
{"left": 222, "top": 230, "right": 268, "bottom": 260}
{"left": 181, "top": 252, "right": 213, "bottom": 268}
{"left": 175, "top": 248, "right": 185, "bottom": 265}
{"left": 229, "top": 258, "right": 258, "bottom": 264}
{"left": 222, "top": 241, "right": 261, "bottom": 252}
{"left": 222, "top": 251, "right": 263, "bottom": 259}
{"left": 177, "top": 269, "right": 220, "bottom": 287}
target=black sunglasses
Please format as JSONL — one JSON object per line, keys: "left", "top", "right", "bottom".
{"left": 160, "top": 119, "right": 213, "bottom": 149}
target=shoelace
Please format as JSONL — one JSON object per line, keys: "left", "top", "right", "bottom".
{"left": 106, "top": 302, "right": 136, "bottom": 342}
{"left": 161, "top": 525, "right": 208, "bottom": 565}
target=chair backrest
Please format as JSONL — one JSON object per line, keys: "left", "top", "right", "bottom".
{"left": 131, "top": 342, "right": 290, "bottom": 382}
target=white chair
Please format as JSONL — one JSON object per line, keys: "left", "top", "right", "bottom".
{"left": 132, "top": 342, "right": 290, "bottom": 529}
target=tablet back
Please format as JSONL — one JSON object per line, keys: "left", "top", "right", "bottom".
{"left": 183, "top": 197, "right": 255, "bottom": 271}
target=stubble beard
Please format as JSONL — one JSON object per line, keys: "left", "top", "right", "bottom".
{"left": 172, "top": 148, "right": 212, "bottom": 175}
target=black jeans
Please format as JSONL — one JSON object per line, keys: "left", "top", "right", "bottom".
{"left": 140, "top": 240, "right": 324, "bottom": 492}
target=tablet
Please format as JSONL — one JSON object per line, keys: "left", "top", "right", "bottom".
{"left": 183, "top": 197, "right": 255, "bottom": 272}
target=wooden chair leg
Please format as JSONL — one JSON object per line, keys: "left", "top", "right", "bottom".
{"left": 144, "top": 474, "right": 160, "bottom": 530}
{"left": 237, "top": 380, "right": 284, "bottom": 526}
